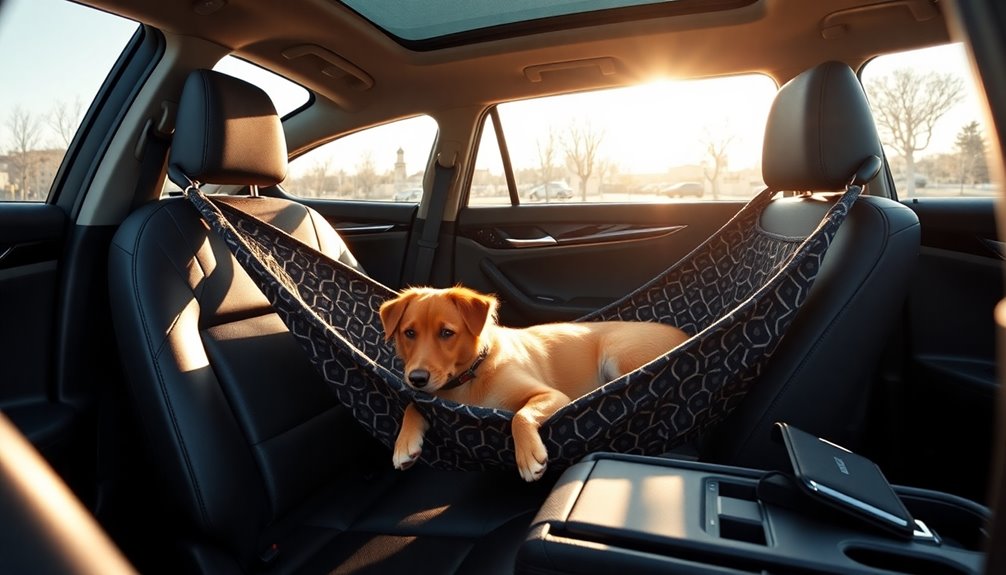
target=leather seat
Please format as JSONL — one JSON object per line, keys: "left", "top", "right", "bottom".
{"left": 698, "top": 61, "right": 921, "bottom": 469}
{"left": 108, "top": 70, "right": 554, "bottom": 574}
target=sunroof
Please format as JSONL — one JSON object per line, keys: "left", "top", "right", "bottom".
{"left": 338, "top": 0, "right": 753, "bottom": 47}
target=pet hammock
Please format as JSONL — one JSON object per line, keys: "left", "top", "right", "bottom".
{"left": 185, "top": 184, "right": 860, "bottom": 472}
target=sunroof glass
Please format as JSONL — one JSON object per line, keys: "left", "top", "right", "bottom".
{"left": 338, "top": 0, "right": 681, "bottom": 42}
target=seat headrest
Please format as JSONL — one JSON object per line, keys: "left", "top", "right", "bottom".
{"left": 762, "top": 61, "right": 882, "bottom": 191}
{"left": 168, "top": 69, "right": 287, "bottom": 189}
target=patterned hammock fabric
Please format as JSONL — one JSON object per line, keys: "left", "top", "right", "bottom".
{"left": 186, "top": 185, "right": 860, "bottom": 472}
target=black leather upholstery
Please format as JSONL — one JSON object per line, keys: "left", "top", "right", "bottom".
{"left": 109, "top": 70, "right": 553, "bottom": 573}
{"left": 698, "top": 61, "right": 920, "bottom": 468}
{"left": 168, "top": 69, "right": 287, "bottom": 188}
{"left": 762, "top": 61, "right": 884, "bottom": 191}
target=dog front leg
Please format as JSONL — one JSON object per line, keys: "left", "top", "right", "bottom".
{"left": 393, "top": 403, "right": 428, "bottom": 470}
{"left": 512, "top": 391, "right": 570, "bottom": 482}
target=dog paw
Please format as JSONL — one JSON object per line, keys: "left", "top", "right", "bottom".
{"left": 393, "top": 436, "right": 423, "bottom": 470}
{"left": 515, "top": 437, "right": 549, "bottom": 482}
{"left": 518, "top": 458, "right": 547, "bottom": 482}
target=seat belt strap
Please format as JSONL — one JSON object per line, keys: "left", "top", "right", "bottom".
{"left": 412, "top": 160, "right": 455, "bottom": 285}
{"left": 131, "top": 103, "right": 175, "bottom": 208}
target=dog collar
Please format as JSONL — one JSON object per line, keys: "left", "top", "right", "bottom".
{"left": 441, "top": 350, "right": 488, "bottom": 391}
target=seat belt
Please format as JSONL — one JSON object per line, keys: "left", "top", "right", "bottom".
{"left": 411, "top": 158, "right": 456, "bottom": 286}
{"left": 131, "top": 102, "right": 175, "bottom": 208}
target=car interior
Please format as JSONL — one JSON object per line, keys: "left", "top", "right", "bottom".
{"left": 1, "top": 0, "right": 1005, "bottom": 574}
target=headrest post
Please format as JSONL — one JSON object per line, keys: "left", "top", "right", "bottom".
{"left": 250, "top": 184, "right": 259, "bottom": 198}
{"left": 181, "top": 178, "right": 201, "bottom": 198}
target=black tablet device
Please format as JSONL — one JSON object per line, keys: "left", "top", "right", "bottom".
{"left": 774, "top": 422, "right": 916, "bottom": 540}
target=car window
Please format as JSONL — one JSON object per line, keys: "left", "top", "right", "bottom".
{"left": 282, "top": 115, "right": 438, "bottom": 201}
{"left": 213, "top": 56, "right": 311, "bottom": 118}
{"left": 861, "top": 43, "right": 993, "bottom": 198}
{"left": 0, "top": 0, "right": 137, "bottom": 202}
{"left": 471, "top": 74, "right": 777, "bottom": 206}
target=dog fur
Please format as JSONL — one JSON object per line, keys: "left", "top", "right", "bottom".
{"left": 379, "top": 286, "right": 690, "bottom": 481}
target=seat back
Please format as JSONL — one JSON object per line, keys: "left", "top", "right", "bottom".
{"left": 699, "top": 61, "right": 921, "bottom": 468}
{"left": 108, "top": 70, "right": 369, "bottom": 565}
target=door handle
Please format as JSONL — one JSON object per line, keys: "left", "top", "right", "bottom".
{"left": 503, "top": 236, "right": 558, "bottom": 248}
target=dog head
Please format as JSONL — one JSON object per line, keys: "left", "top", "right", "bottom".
{"left": 379, "top": 286, "right": 497, "bottom": 392}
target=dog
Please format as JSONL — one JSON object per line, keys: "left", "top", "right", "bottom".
{"left": 379, "top": 286, "right": 690, "bottom": 481}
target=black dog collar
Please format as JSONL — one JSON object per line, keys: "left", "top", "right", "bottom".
{"left": 440, "top": 350, "right": 488, "bottom": 391}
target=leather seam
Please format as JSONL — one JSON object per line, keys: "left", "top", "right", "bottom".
{"left": 138, "top": 202, "right": 213, "bottom": 528}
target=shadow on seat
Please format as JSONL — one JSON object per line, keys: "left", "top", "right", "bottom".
{"left": 108, "top": 69, "right": 555, "bottom": 574}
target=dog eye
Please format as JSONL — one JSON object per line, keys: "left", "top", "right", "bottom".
{"left": 403, "top": 328, "right": 416, "bottom": 339}
{"left": 439, "top": 328, "right": 455, "bottom": 339}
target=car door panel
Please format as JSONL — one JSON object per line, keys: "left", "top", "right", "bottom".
{"left": 294, "top": 195, "right": 418, "bottom": 290}
{"left": 893, "top": 197, "right": 1002, "bottom": 502}
{"left": 454, "top": 201, "right": 744, "bottom": 327}
{"left": 0, "top": 203, "right": 67, "bottom": 431}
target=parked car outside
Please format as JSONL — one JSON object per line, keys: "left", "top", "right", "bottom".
{"left": 663, "top": 181, "right": 705, "bottom": 198}
{"left": 393, "top": 187, "right": 423, "bottom": 202}
{"left": 528, "top": 181, "right": 574, "bottom": 201}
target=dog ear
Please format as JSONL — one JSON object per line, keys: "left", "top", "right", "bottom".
{"left": 451, "top": 287, "right": 498, "bottom": 338}
{"left": 379, "top": 290, "right": 417, "bottom": 341}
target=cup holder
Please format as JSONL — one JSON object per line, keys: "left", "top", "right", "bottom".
{"left": 899, "top": 490, "right": 990, "bottom": 552}
{"left": 844, "top": 545, "right": 971, "bottom": 575}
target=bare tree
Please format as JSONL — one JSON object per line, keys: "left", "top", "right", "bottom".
{"left": 308, "top": 157, "right": 332, "bottom": 198}
{"left": 354, "top": 151, "right": 379, "bottom": 199}
{"left": 7, "top": 106, "right": 43, "bottom": 200}
{"left": 49, "top": 97, "right": 84, "bottom": 148}
{"left": 866, "top": 68, "right": 963, "bottom": 197}
{"left": 536, "top": 128, "right": 558, "bottom": 183}
{"left": 563, "top": 120, "right": 604, "bottom": 201}
{"left": 700, "top": 128, "right": 734, "bottom": 200}
{"left": 955, "top": 120, "right": 988, "bottom": 194}
{"left": 596, "top": 159, "right": 618, "bottom": 199}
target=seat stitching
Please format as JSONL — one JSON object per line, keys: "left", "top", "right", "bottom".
{"left": 125, "top": 202, "right": 214, "bottom": 528}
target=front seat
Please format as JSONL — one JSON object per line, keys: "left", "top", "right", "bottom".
{"left": 698, "top": 61, "right": 921, "bottom": 470}
{"left": 108, "top": 69, "right": 554, "bottom": 574}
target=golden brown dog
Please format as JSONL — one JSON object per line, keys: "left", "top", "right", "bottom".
{"left": 379, "top": 286, "right": 690, "bottom": 481}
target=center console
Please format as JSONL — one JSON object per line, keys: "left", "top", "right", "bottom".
{"left": 518, "top": 453, "right": 989, "bottom": 574}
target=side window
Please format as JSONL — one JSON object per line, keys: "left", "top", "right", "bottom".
{"left": 213, "top": 57, "right": 311, "bottom": 118}
{"left": 471, "top": 74, "right": 777, "bottom": 206}
{"left": 862, "top": 44, "right": 992, "bottom": 198}
{"left": 283, "top": 116, "right": 438, "bottom": 201}
{"left": 0, "top": 0, "right": 137, "bottom": 202}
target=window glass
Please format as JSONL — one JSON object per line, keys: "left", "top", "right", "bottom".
{"left": 862, "top": 43, "right": 994, "bottom": 198}
{"left": 471, "top": 74, "right": 777, "bottom": 206}
{"left": 213, "top": 56, "right": 311, "bottom": 118}
{"left": 0, "top": 0, "right": 137, "bottom": 202}
{"left": 283, "top": 116, "right": 438, "bottom": 201}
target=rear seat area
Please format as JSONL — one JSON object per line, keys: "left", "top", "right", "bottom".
{"left": 108, "top": 70, "right": 555, "bottom": 574}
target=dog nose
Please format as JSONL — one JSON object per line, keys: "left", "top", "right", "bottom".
{"left": 408, "top": 369, "right": 430, "bottom": 388}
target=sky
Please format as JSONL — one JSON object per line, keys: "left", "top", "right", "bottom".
{"left": 0, "top": 0, "right": 137, "bottom": 149}
{"left": 0, "top": 0, "right": 990, "bottom": 181}
{"left": 488, "top": 74, "right": 778, "bottom": 175}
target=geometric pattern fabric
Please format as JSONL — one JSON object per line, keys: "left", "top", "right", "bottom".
{"left": 186, "top": 185, "right": 860, "bottom": 472}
